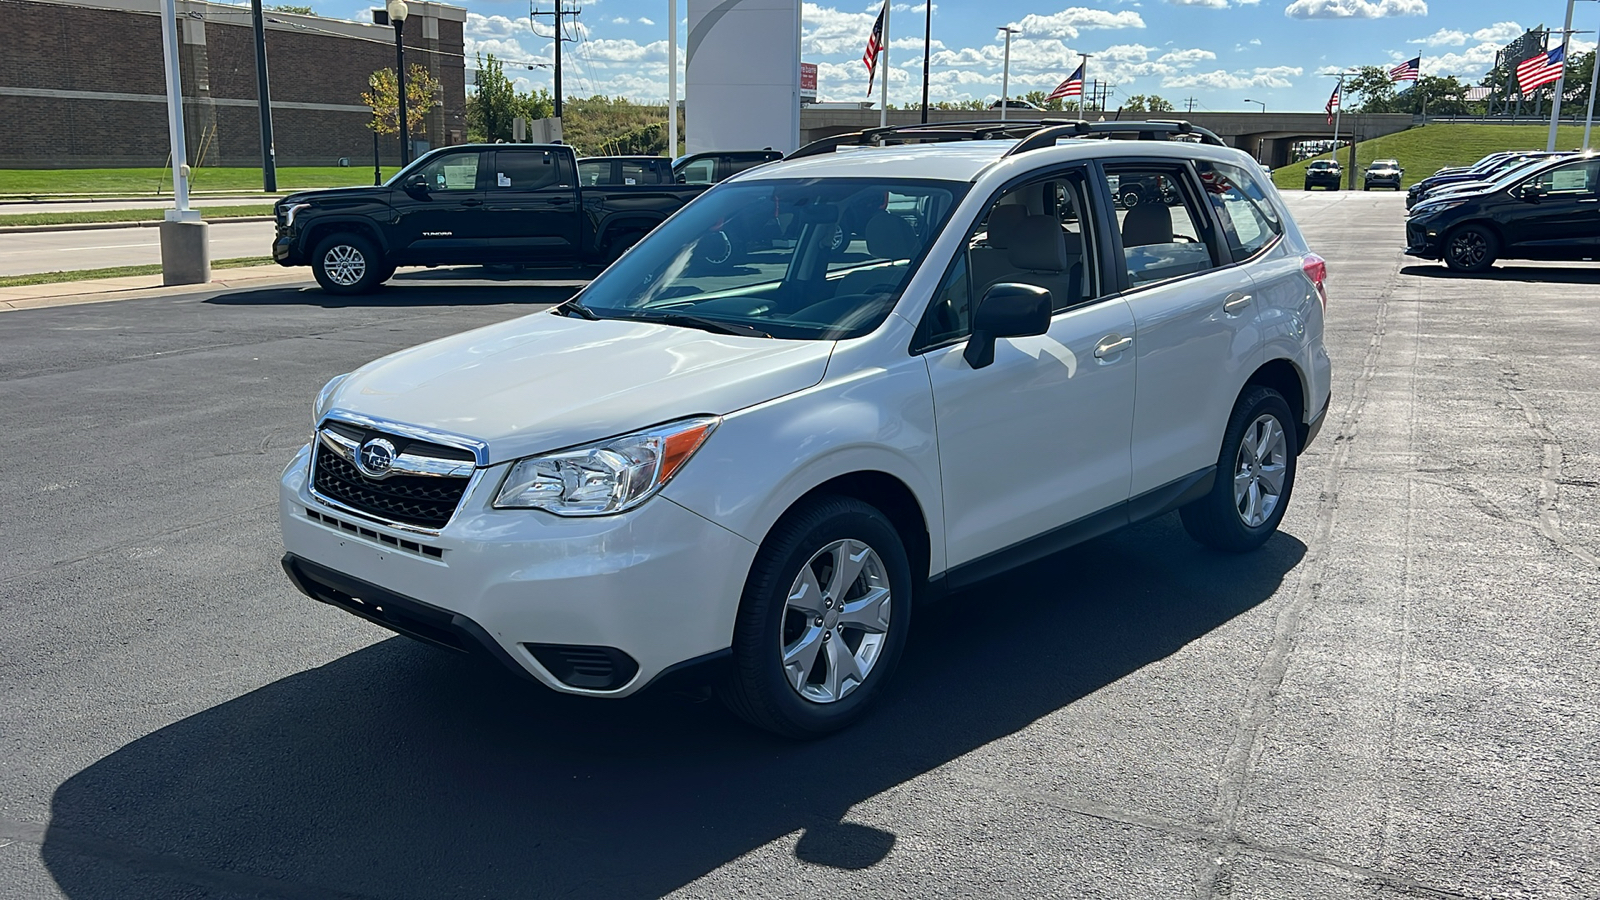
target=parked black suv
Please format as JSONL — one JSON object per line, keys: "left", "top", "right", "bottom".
{"left": 1303, "top": 160, "right": 1343, "bottom": 191}
{"left": 1405, "top": 153, "right": 1600, "bottom": 272}
{"left": 273, "top": 144, "right": 708, "bottom": 294}
{"left": 672, "top": 149, "right": 782, "bottom": 185}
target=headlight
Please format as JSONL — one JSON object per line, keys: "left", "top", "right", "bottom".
{"left": 1409, "top": 199, "right": 1466, "bottom": 218}
{"left": 284, "top": 203, "right": 312, "bottom": 228}
{"left": 494, "top": 417, "right": 719, "bottom": 516}
{"left": 313, "top": 373, "right": 350, "bottom": 427}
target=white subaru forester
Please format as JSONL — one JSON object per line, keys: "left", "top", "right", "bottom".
{"left": 280, "top": 121, "right": 1332, "bottom": 738}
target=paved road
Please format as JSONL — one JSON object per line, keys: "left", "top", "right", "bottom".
{"left": 0, "top": 220, "right": 276, "bottom": 276}
{"left": 2, "top": 193, "right": 1598, "bottom": 899}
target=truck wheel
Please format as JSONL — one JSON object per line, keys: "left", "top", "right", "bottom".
{"left": 605, "top": 230, "right": 644, "bottom": 264}
{"left": 311, "top": 233, "right": 384, "bottom": 295}
{"left": 1444, "top": 224, "right": 1498, "bottom": 273}
{"left": 1303, "top": 181, "right": 1313, "bottom": 192}
{"left": 718, "top": 496, "right": 913, "bottom": 739}
{"left": 1119, "top": 188, "right": 1142, "bottom": 208}
{"left": 1180, "top": 386, "right": 1298, "bottom": 553}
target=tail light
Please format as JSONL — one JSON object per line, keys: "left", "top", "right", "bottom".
{"left": 1302, "top": 253, "right": 1328, "bottom": 311}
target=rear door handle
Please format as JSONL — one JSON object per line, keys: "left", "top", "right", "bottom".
{"left": 1223, "top": 292, "right": 1253, "bottom": 314}
{"left": 1094, "top": 334, "right": 1133, "bottom": 359}
{"left": 548, "top": 196, "right": 573, "bottom": 205}
{"left": 460, "top": 198, "right": 484, "bottom": 207}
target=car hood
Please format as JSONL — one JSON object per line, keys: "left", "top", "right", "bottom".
{"left": 277, "top": 185, "right": 388, "bottom": 209}
{"left": 325, "top": 312, "right": 836, "bottom": 465}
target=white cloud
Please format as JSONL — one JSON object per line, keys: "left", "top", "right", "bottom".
{"left": 1163, "top": 65, "right": 1302, "bottom": 89}
{"left": 1005, "top": 9, "right": 1146, "bottom": 38}
{"left": 1285, "top": 0, "right": 1427, "bottom": 19}
{"left": 637, "top": 17, "right": 655, "bottom": 26}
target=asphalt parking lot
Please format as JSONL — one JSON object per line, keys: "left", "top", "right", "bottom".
{"left": 2, "top": 191, "right": 1598, "bottom": 899}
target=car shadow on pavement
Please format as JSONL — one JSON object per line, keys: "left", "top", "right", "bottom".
{"left": 41, "top": 515, "right": 1305, "bottom": 899}
{"left": 1400, "top": 264, "right": 1600, "bottom": 284}
{"left": 203, "top": 282, "right": 585, "bottom": 309}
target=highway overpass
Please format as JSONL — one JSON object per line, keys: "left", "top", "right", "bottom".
{"left": 798, "top": 109, "right": 1416, "bottom": 168}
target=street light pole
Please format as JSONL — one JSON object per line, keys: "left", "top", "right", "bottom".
{"left": 1244, "top": 98, "right": 1266, "bottom": 113}
{"left": 920, "top": 2, "right": 931, "bottom": 124}
{"left": 998, "top": 26, "right": 1019, "bottom": 122}
{"left": 249, "top": 0, "right": 277, "bottom": 191}
{"left": 388, "top": 0, "right": 411, "bottom": 166}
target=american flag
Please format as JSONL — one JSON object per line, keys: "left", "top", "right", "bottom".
{"left": 1325, "top": 84, "right": 1340, "bottom": 125}
{"left": 1048, "top": 63, "right": 1085, "bottom": 101}
{"left": 862, "top": 1, "right": 886, "bottom": 93}
{"left": 1389, "top": 56, "right": 1421, "bottom": 82}
{"left": 1516, "top": 45, "right": 1565, "bottom": 93}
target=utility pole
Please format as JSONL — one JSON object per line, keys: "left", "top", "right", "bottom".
{"left": 1185, "top": 96, "right": 1197, "bottom": 114}
{"left": 249, "top": 0, "right": 276, "bottom": 191}
{"left": 532, "top": 0, "right": 581, "bottom": 120}
{"left": 920, "top": 2, "right": 931, "bottom": 123}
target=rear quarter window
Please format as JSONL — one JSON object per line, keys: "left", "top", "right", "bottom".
{"left": 1195, "top": 161, "right": 1283, "bottom": 260}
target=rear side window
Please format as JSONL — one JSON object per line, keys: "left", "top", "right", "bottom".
{"left": 495, "top": 150, "right": 564, "bottom": 190}
{"left": 1195, "top": 161, "right": 1283, "bottom": 261}
{"left": 620, "top": 161, "right": 658, "bottom": 185}
{"left": 1525, "top": 159, "right": 1600, "bottom": 196}
{"left": 1101, "top": 165, "right": 1219, "bottom": 289}
{"left": 679, "top": 158, "right": 716, "bottom": 184}
{"left": 578, "top": 160, "right": 608, "bottom": 185}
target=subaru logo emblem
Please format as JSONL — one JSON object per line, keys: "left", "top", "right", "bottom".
{"left": 356, "top": 438, "right": 397, "bottom": 478}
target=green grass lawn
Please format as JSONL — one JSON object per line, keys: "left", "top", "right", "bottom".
{"left": 1271, "top": 123, "right": 1594, "bottom": 191}
{"left": 0, "top": 204, "right": 274, "bottom": 228}
{"left": 0, "top": 167, "right": 378, "bottom": 197}
{"left": 0, "top": 256, "right": 275, "bottom": 289}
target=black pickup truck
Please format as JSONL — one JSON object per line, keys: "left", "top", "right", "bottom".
{"left": 273, "top": 144, "right": 709, "bottom": 294}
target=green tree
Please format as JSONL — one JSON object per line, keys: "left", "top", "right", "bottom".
{"left": 1346, "top": 65, "right": 1399, "bottom": 112}
{"left": 467, "top": 53, "right": 519, "bottom": 142}
{"left": 1121, "top": 94, "right": 1175, "bottom": 113}
{"left": 362, "top": 64, "right": 442, "bottom": 138}
{"left": 269, "top": 4, "right": 313, "bottom": 13}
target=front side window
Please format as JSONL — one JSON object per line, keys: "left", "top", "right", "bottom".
{"left": 578, "top": 160, "right": 608, "bottom": 185}
{"left": 678, "top": 158, "right": 716, "bottom": 184}
{"left": 922, "top": 168, "right": 1103, "bottom": 347}
{"left": 1102, "top": 165, "right": 1219, "bottom": 288}
{"left": 1525, "top": 159, "right": 1600, "bottom": 196}
{"left": 575, "top": 178, "right": 965, "bottom": 340}
{"left": 1195, "top": 160, "right": 1283, "bottom": 261}
{"left": 414, "top": 150, "right": 481, "bottom": 191}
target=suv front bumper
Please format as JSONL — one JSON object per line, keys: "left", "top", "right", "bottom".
{"left": 273, "top": 229, "right": 305, "bottom": 266}
{"left": 278, "top": 444, "right": 756, "bottom": 696}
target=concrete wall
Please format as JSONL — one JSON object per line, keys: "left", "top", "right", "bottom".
{"left": 0, "top": 0, "right": 466, "bottom": 169}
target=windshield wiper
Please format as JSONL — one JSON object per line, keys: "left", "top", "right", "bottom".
{"left": 630, "top": 312, "right": 772, "bottom": 339}
{"left": 554, "top": 298, "right": 601, "bottom": 320}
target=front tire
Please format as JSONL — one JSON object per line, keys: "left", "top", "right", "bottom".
{"left": 311, "top": 233, "right": 384, "bottom": 295}
{"left": 1181, "top": 386, "right": 1298, "bottom": 553}
{"left": 1444, "top": 224, "right": 1498, "bottom": 273}
{"left": 718, "top": 496, "right": 913, "bottom": 739}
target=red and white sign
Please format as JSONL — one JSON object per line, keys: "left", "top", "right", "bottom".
{"left": 800, "top": 62, "right": 818, "bottom": 102}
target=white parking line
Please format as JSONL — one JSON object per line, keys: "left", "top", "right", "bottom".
{"left": 55, "top": 241, "right": 161, "bottom": 251}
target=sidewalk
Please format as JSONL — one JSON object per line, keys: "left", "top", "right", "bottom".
{"left": 0, "top": 264, "right": 305, "bottom": 313}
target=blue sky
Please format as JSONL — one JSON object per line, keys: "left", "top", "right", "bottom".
{"left": 313, "top": 0, "right": 1599, "bottom": 111}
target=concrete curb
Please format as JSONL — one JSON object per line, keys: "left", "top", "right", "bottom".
{"left": 0, "top": 266, "right": 307, "bottom": 313}
{"left": 0, "top": 216, "right": 275, "bottom": 235}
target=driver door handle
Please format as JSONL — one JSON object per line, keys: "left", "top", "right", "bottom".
{"left": 1094, "top": 335, "right": 1133, "bottom": 359}
{"left": 460, "top": 198, "right": 484, "bottom": 207}
{"left": 1223, "top": 292, "right": 1254, "bottom": 314}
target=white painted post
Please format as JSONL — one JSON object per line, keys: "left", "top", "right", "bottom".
{"left": 1548, "top": 0, "right": 1577, "bottom": 151}
{"left": 668, "top": 0, "right": 678, "bottom": 157}
{"left": 879, "top": 0, "right": 890, "bottom": 128}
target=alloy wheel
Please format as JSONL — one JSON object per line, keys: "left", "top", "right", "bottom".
{"left": 1449, "top": 231, "right": 1488, "bottom": 269}
{"left": 1233, "top": 413, "right": 1288, "bottom": 528}
{"left": 779, "top": 538, "right": 892, "bottom": 704}
{"left": 322, "top": 244, "right": 367, "bottom": 286}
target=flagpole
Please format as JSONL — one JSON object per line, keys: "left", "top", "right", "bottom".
{"left": 667, "top": 0, "right": 677, "bottom": 158}
{"left": 1081, "top": 53, "right": 1089, "bottom": 116}
{"left": 879, "top": 0, "right": 890, "bottom": 128}
{"left": 920, "top": 1, "right": 931, "bottom": 124}
{"left": 1548, "top": 1, "right": 1577, "bottom": 150}
{"left": 1331, "top": 74, "right": 1345, "bottom": 174}
{"left": 1586, "top": 4, "right": 1600, "bottom": 149}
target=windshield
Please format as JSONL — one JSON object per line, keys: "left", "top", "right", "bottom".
{"left": 573, "top": 178, "right": 967, "bottom": 340}
{"left": 1372, "top": 160, "right": 1399, "bottom": 168}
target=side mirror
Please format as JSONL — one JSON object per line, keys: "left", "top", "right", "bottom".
{"left": 675, "top": 173, "right": 688, "bottom": 184}
{"left": 403, "top": 173, "right": 429, "bottom": 194}
{"left": 964, "top": 283, "right": 1051, "bottom": 370}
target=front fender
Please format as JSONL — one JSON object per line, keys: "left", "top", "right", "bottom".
{"left": 662, "top": 337, "right": 946, "bottom": 576}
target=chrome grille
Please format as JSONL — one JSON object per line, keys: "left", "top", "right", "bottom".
{"left": 310, "top": 421, "right": 476, "bottom": 531}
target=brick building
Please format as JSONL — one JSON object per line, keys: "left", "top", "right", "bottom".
{"left": 0, "top": 0, "right": 466, "bottom": 169}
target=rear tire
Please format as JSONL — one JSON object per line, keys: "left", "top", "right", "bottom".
{"left": 1444, "top": 224, "right": 1497, "bottom": 273}
{"left": 1181, "top": 386, "right": 1298, "bottom": 553}
{"left": 718, "top": 496, "right": 913, "bottom": 739}
{"left": 605, "top": 230, "right": 644, "bottom": 264}
{"left": 311, "top": 232, "right": 384, "bottom": 295}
